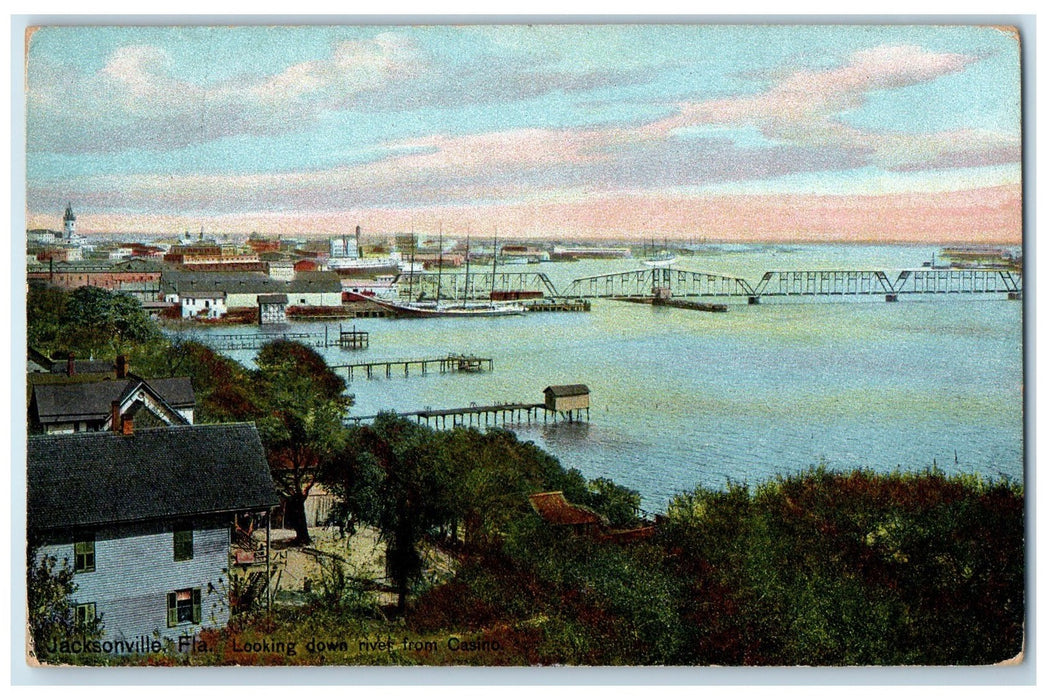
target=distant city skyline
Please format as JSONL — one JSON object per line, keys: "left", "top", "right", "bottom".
{"left": 25, "top": 24, "right": 1021, "bottom": 243}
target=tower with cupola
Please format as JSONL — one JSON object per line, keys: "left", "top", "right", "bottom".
{"left": 62, "top": 202, "right": 76, "bottom": 239}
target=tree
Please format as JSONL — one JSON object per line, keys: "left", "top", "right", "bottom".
{"left": 135, "top": 340, "right": 262, "bottom": 423}
{"left": 254, "top": 340, "right": 352, "bottom": 545}
{"left": 27, "top": 550, "right": 103, "bottom": 662}
{"left": 26, "top": 284, "right": 68, "bottom": 351}
{"left": 324, "top": 414, "right": 454, "bottom": 615}
{"left": 29, "top": 285, "right": 163, "bottom": 359}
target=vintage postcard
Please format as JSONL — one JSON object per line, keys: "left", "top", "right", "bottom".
{"left": 22, "top": 23, "right": 1024, "bottom": 669}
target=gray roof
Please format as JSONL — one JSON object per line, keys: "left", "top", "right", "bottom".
{"left": 27, "top": 423, "right": 279, "bottom": 531}
{"left": 258, "top": 293, "right": 288, "bottom": 304}
{"left": 544, "top": 384, "right": 590, "bottom": 397}
{"left": 287, "top": 271, "right": 341, "bottom": 293}
{"left": 162, "top": 270, "right": 340, "bottom": 296}
{"left": 32, "top": 376, "right": 195, "bottom": 423}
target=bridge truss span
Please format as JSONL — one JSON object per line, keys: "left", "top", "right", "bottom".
{"left": 753, "top": 270, "right": 896, "bottom": 297}
{"left": 893, "top": 268, "right": 1022, "bottom": 295}
{"left": 559, "top": 267, "right": 754, "bottom": 299}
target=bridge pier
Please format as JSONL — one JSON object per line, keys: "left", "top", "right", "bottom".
{"left": 885, "top": 294, "right": 898, "bottom": 303}
{"left": 748, "top": 296, "right": 760, "bottom": 305}
{"left": 1008, "top": 291, "right": 1022, "bottom": 300}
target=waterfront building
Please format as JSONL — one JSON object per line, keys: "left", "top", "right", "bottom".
{"left": 161, "top": 271, "right": 342, "bottom": 310}
{"left": 543, "top": 384, "right": 591, "bottom": 413}
{"left": 258, "top": 293, "right": 288, "bottom": 325}
{"left": 180, "top": 291, "right": 227, "bottom": 319}
{"left": 28, "top": 423, "right": 279, "bottom": 650}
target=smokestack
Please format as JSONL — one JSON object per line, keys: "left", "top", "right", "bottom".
{"left": 116, "top": 354, "right": 128, "bottom": 379}
{"left": 121, "top": 414, "right": 134, "bottom": 436}
{"left": 111, "top": 401, "right": 121, "bottom": 433}
{"left": 356, "top": 225, "right": 361, "bottom": 257}
{"left": 67, "top": 353, "right": 75, "bottom": 377}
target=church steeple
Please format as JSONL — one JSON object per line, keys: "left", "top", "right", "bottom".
{"left": 62, "top": 202, "right": 76, "bottom": 238}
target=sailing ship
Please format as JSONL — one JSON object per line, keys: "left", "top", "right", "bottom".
{"left": 344, "top": 292, "right": 526, "bottom": 318}
{"left": 348, "top": 229, "right": 526, "bottom": 317}
{"left": 642, "top": 239, "right": 677, "bottom": 267}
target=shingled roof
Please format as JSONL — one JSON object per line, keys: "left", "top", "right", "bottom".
{"left": 162, "top": 270, "right": 341, "bottom": 296}
{"left": 543, "top": 384, "right": 590, "bottom": 397}
{"left": 32, "top": 376, "right": 194, "bottom": 424}
{"left": 27, "top": 423, "right": 279, "bottom": 532}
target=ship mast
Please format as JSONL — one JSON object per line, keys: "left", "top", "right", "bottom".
{"left": 408, "top": 224, "right": 416, "bottom": 301}
{"left": 464, "top": 233, "right": 472, "bottom": 301}
{"left": 491, "top": 227, "right": 498, "bottom": 299}
{"left": 436, "top": 223, "right": 444, "bottom": 303}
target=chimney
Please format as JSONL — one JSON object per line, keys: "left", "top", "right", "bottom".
{"left": 111, "top": 401, "right": 121, "bottom": 433}
{"left": 67, "top": 353, "right": 75, "bottom": 377}
{"left": 121, "top": 415, "right": 134, "bottom": 436}
{"left": 116, "top": 354, "right": 128, "bottom": 379}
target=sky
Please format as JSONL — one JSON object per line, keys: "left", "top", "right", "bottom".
{"left": 23, "top": 24, "right": 1022, "bottom": 243}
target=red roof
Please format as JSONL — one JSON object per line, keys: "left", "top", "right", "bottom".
{"left": 528, "top": 491, "right": 605, "bottom": 526}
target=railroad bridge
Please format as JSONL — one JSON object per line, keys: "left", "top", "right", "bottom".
{"left": 559, "top": 267, "right": 754, "bottom": 299}
{"left": 558, "top": 267, "right": 1021, "bottom": 303}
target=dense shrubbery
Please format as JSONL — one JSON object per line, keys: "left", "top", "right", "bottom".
{"left": 659, "top": 467, "right": 1024, "bottom": 665}
{"left": 405, "top": 466, "right": 1024, "bottom": 666}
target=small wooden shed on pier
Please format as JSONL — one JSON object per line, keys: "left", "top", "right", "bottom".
{"left": 543, "top": 384, "right": 590, "bottom": 412}
{"left": 258, "top": 293, "right": 288, "bottom": 325}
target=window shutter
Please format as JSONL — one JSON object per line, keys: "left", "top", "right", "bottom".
{"left": 167, "top": 592, "right": 177, "bottom": 627}
{"left": 192, "top": 588, "right": 202, "bottom": 624}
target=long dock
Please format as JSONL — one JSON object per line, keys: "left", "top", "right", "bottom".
{"left": 348, "top": 402, "right": 590, "bottom": 428}
{"left": 170, "top": 324, "right": 368, "bottom": 351}
{"left": 330, "top": 354, "right": 492, "bottom": 381}
{"left": 524, "top": 299, "right": 591, "bottom": 312}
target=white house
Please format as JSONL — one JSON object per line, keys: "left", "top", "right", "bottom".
{"left": 28, "top": 423, "right": 279, "bottom": 655}
{"left": 180, "top": 291, "right": 227, "bottom": 319}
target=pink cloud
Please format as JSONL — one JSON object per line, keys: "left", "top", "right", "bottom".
{"left": 35, "top": 184, "right": 1020, "bottom": 246}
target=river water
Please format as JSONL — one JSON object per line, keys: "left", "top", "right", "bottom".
{"left": 197, "top": 244, "right": 1024, "bottom": 512}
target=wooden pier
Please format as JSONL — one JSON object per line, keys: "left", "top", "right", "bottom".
{"left": 338, "top": 325, "right": 369, "bottom": 349}
{"left": 347, "top": 402, "right": 590, "bottom": 428}
{"left": 524, "top": 299, "right": 591, "bottom": 312}
{"left": 170, "top": 324, "right": 368, "bottom": 351}
{"left": 331, "top": 354, "right": 492, "bottom": 381}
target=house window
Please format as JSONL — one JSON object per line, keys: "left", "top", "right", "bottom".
{"left": 173, "top": 529, "right": 193, "bottom": 561}
{"left": 74, "top": 538, "right": 95, "bottom": 572}
{"left": 167, "top": 588, "right": 202, "bottom": 627}
{"left": 75, "top": 602, "right": 97, "bottom": 627}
